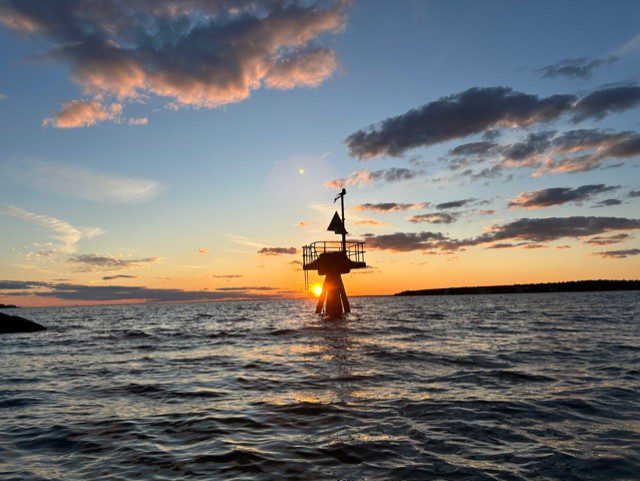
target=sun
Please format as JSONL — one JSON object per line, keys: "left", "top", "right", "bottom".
{"left": 311, "top": 283, "right": 323, "bottom": 297}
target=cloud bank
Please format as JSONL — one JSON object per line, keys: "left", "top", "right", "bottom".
{"left": 346, "top": 86, "right": 640, "bottom": 159}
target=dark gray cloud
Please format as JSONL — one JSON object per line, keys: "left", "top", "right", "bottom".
{"left": 346, "top": 85, "right": 640, "bottom": 159}
{"left": 0, "top": 280, "right": 49, "bottom": 290}
{"left": 536, "top": 56, "right": 618, "bottom": 80}
{"left": 500, "top": 131, "right": 555, "bottom": 163}
{"left": 215, "top": 286, "right": 277, "bottom": 291}
{"left": 0, "top": 281, "right": 273, "bottom": 301}
{"left": 487, "top": 243, "right": 516, "bottom": 249}
{"left": 435, "top": 198, "right": 476, "bottom": 210}
{"left": 345, "top": 87, "right": 575, "bottom": 159}
{"left": 572, "top": 86, "right": 640, "bottom": 122}
{"left": 583, "top": 233, "right": 633, "bottom": 245}
{"left": 0, "top": 0, "right": 348, "bottom": 125}
{"left": 594, "top": 248, "right": 640, "bottom": 259}
{"left": 68, "top": 254, "right": 159, "bottom": 271}
{"left": 409, "top": 212, "right": 460, "bottom": 224}
{"left": 363, "top": 216, "right": 640, "bottom": 252}
{"left": 102, "top": 274, "right": 138, "bottom": 280}
{"left": 455, "top": 129, "right": 640, "bottom": 178}
{"left": 257, "top": 247, "right": 297, "bottom": 255}
{"left": 363, "top": 232, "right": 448, "bottom": 252}
{"left": 354, "top": 202, "right": 428, "bottom": 212}
{"left": 508, "top": 184, "right": 619, "bottom": 209}
{"left": 629, "top": 190, "right": 640, "bottom": 198}
{"left": 591, "top": 198, "right": 623, "bottom": 208}
{"left": 450, "top": 141, "right": 497, "bottom": 156}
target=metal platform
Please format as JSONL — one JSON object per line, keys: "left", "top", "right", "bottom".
{"left": 302, "top": 240, "right": 366, "bottom": 271}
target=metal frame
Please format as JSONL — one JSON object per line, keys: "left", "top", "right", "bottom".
{"left": 302, "top": 240, "right": 366, "bottom": 268}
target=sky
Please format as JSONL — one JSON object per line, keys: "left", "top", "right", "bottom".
{"left": 0, "top": 0, "right": 639, "bottom": 307}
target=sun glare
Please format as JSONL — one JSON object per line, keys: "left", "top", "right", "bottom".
{"left": 311, "top": 284, "right": 323, "bottom": 297}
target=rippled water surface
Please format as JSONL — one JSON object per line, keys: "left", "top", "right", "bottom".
{"left": 1, "top": 292, "right": 639, "bottom": 480}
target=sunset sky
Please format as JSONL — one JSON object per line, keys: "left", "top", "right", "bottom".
{"left": 1, "top": 0, "right": 639, "bottom": 306}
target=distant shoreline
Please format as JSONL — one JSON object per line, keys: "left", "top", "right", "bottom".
{"left": 395, "top": 279, "right": 640, "bottom": 297}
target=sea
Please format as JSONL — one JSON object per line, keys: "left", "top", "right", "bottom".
{"left": 1, "top": 292, "right": 639, "bottom": 480}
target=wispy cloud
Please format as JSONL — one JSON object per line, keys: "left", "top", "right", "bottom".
{"left": 324, "top": 168, "right": 423, "bottom": 188}
{"left": 102, "top": 274, "right": 137, "bottom": 280}
{"left": 354, "top": 202, "right": 429, "bottom": 212}
{"left": 68, "top": 254, "right": 160, "bottom": 272}
{"left": 257, "top": 247, "right": 297, "bottom": 255}
{"left": 535, "top": 56, "right": 617, "bottom": 80}
{"left": 594, "top": 248, "right": 640, "bottom": 259}
{"left": 43, "top": 100, "right": 122, "bottom": 129}
{"left": 0, "top": 204, "right": 103, "bottom": 253}
{"left": 2, "top": 158, "right": 161, "bottom": 203}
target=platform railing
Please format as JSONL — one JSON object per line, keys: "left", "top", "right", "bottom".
{"left": 302, "top": 240, "right": 365, "bottom": 267}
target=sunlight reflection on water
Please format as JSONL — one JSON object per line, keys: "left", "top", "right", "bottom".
{"left": 1, "top": 292, "right": 639, "bottom": 480}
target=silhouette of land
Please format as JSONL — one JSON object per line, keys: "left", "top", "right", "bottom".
{"left": 0, "top": 312, "right": 46, "bottom": 334}
{"left": 395, "top": 279, "right": 640, "bottom": 297}
{"left": 0, "top": 304, "right": 19, "bottom": 309}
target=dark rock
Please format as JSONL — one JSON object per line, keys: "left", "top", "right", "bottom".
{"left": 0, "top": 312, "right": 46, "bottom": 334}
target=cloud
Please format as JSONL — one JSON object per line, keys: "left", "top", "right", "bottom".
{"left": 2, "top": 158, "right": 161, "bottom": 203}
{"left": 43, "top": 100, "right": 122, "bottom": 128}
{"left": 212, "top": 274, "right": 243, "bottom": 279}
{"left": 0, "top": 93, "right": 6, "bottom": 100}
{"left": 192, "top": 248, "right": 209, "bottom": 255}
{"left": 363, "top": 231, "right": 449, "bottom": 252}
{"left": 345, "top": 87, "right": 576, "bottom": 158}
{"left": 354, "top": 202, "right": 428, "bottom": 212}
{"left": 435, "top": 198, "right": 476, "bottom": 210}
{"left": 583, "top": 233, "right": 632, "bottom": 245}
{"left": 0, "top": 281, "right": 273, "bottom": 302}
{"left": 0, "top": 0, "right": 348, "bottom": 125}
{"left": 591, "top": 198, "right": 623, "bottom": 208}
{"left": 535, "top": 56, "right": 618, "bottom": 80}
{"left": 324, "top": 167, "right": 422, "bottom": 189}
{"left": 450, "top": 141, "right": 498, "bottom": 156}
{"left": 572, "top": 86, "right": 640, "bottom": 122}
{"left": 0, "top": 204, "right": 103, "bottom": 253}
{"left": 102, "top": 274, "right": 138, "bottom": 280}
{"left": 215, "top": 286, "right": 277, "bottom": 291}
{"left": 257, "top": 247, "right": 297, "bottom": 255}
{"left": 345, "top": 85, "right": 640, "bottom": 159}
{"left": 594, "top": 248, "right": 640, "bottom": 259}
{"left": 508, "top": 184, "right": 618, "bottom": 209}
{"left": 354, "top": 219, "right": 389, "bottom": 226}
{"left": 127, "top": 117, "right": 148, "bottom": 126}
{"left": 68, "top": 254, "right": 159, "bottom": 271}
{"left": 409, "top": 212, "right": 459, "bottom": 224}
{"left": 455, "top": 129, "right": 640, "bottom": 178}
{"left": 628, "top": 190, "right": 640, "bottom": 198}
{"left": 363, "top": 216, "right": 640, "bottom": 252}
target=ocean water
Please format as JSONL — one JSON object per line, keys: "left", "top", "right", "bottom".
{"left": 1, "top": 292, "right": 639, "bottom": 481}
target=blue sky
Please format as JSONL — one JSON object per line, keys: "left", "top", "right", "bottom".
{"left": 0, "top": 1, "right": 638, "bottom": 305}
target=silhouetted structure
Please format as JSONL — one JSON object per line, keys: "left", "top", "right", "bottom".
{"left": 303, "top": 189, "right": 366, "bottom": 317}
{"left": 395, "top": 279, "right": 640, "bottom": 297}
